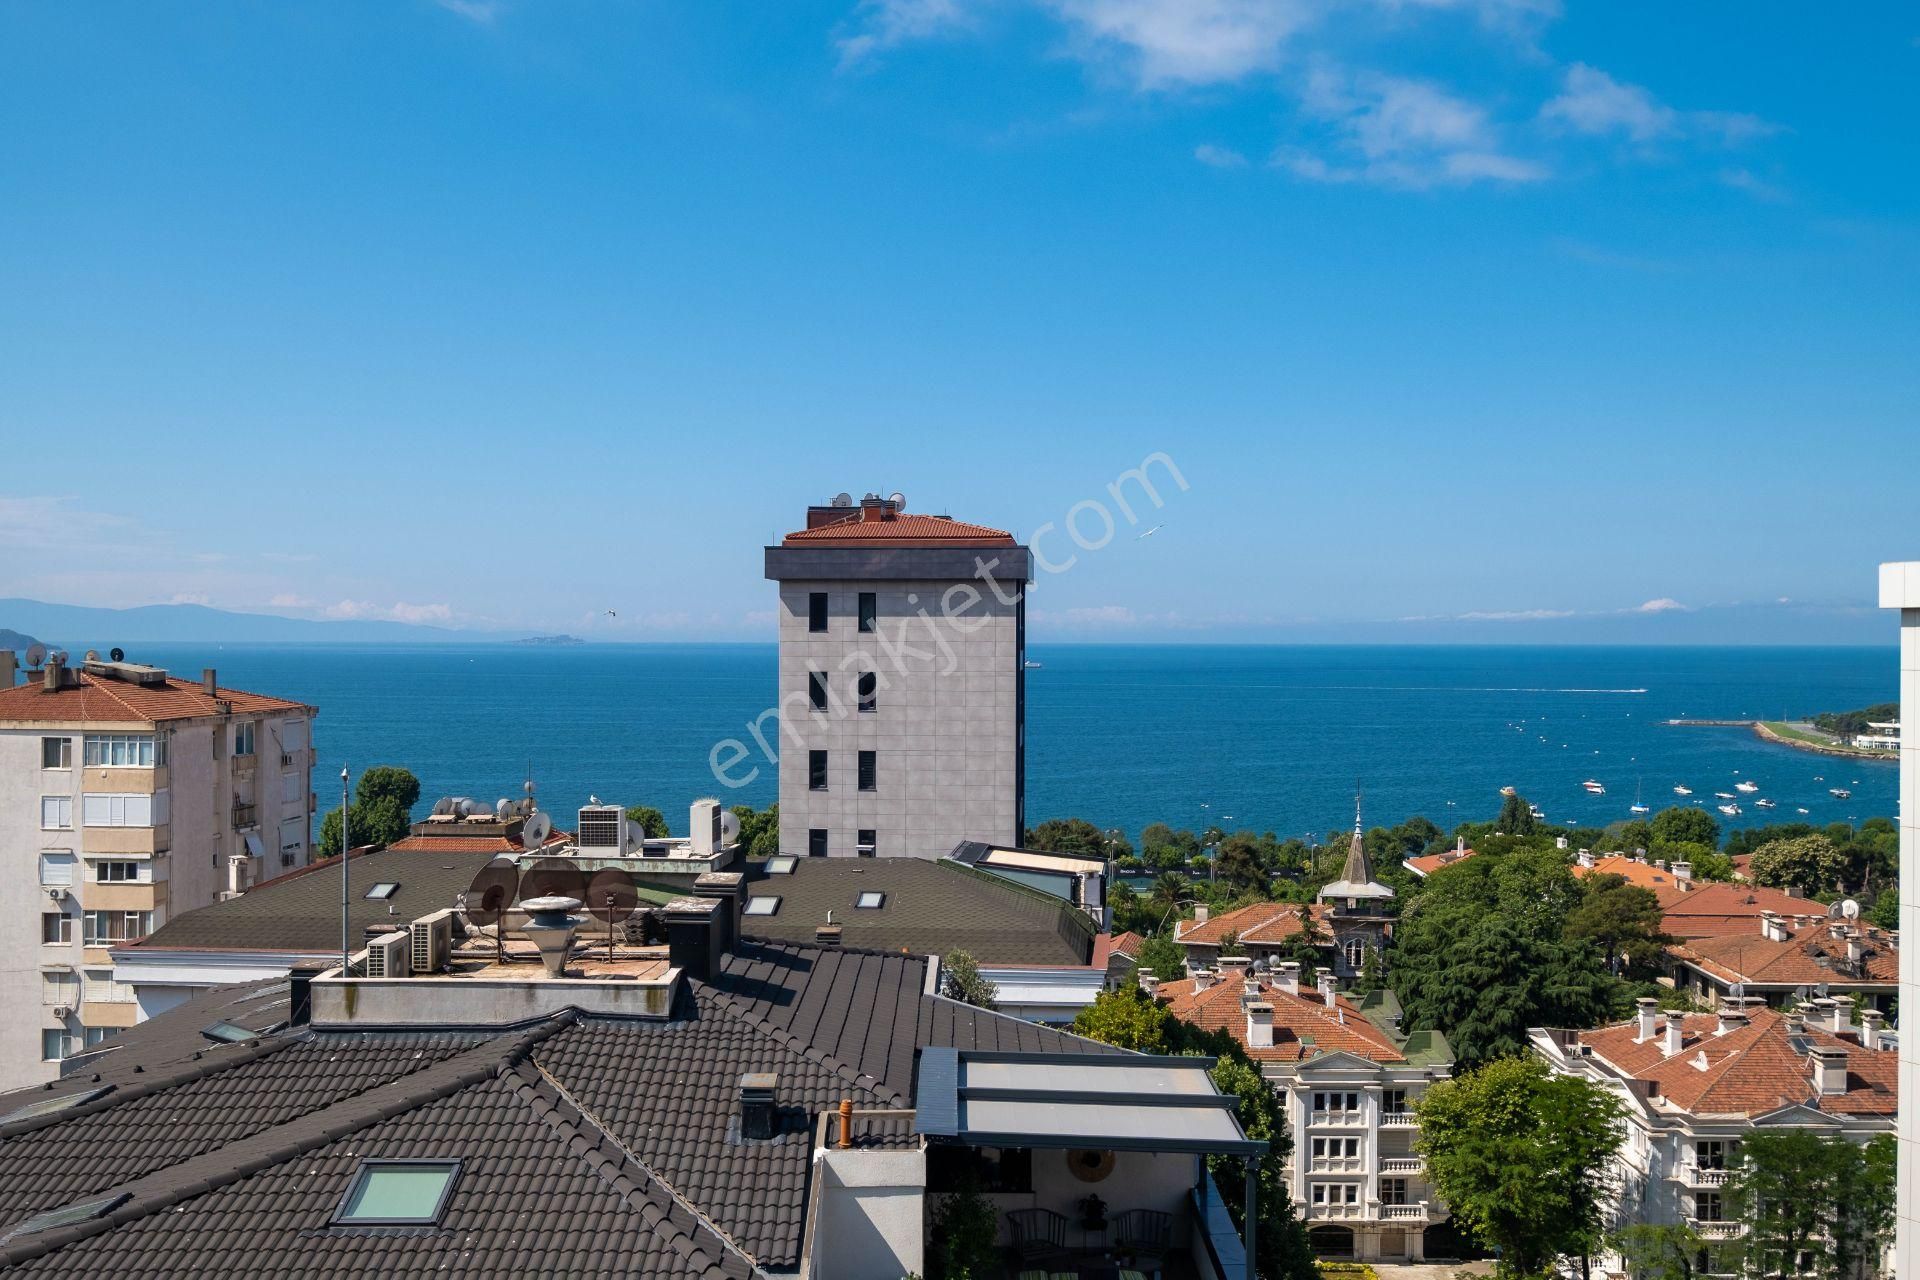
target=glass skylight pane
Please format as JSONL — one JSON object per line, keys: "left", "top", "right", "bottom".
{"left": 1, "top": 1192, "right": 129, "bottom": 1243}
{"left": 0, "top": 1086, "right": 111, "bottom": 1125}
{"left": 855, "top": 892, "right": 885, "bottom": 909}
{"left": 743, "top": 897, "right": 779, "bottom": 916}
{"left": 364, "top": 883, "right": 399, "bottom": 900}
{"left": 337, "top": 1162, "right": 459, "bottom": 1224}
{"left": 766, "top": 857, "right": 796, "bottom": 875}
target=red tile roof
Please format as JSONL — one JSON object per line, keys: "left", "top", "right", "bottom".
{"left": 1660, "top": 881, "right": 1819, "bottom": 939}
{"left": 1573, "top": 855, "right": 1694, "bottom": 905}
{"left": 1404, "top": 846, "right": 1477, "bottom": 878}
{"left": 782, "top": 513, "right": 1017, "bottom": 547}
{"left": 1159, "top": 969, "right": 1404, "bottom": 1064}
{"left": 1175, "top": 901, "right": 1328, "bottom": 948}
{"left": 384, "top": 831, "right": 571, "bottom": 855}
{"left": 1572, "top": 1005, "right": 1894, "bottom": 1118}
{"left": 1671, "top": 920, "right": 1897, "bottom": 989}
{"left": 0, "top": 671, "right": 311, "bottom": 726}
{"left": 1110, "top": 931, "right": 1145, "bottom": 958}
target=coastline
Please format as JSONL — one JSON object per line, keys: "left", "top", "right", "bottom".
{"left": 1752, "top": 720, "right": 1898, "bottom": 762}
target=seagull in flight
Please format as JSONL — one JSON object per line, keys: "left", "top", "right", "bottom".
{"left": 606, "top": 609, "right": 618, "bottom": 618}
{"left": 1137, "top": 524, "right": 1165, "bottom": 539}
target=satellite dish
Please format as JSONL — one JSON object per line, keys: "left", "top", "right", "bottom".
{"left": 49, "top": 650, "right": 67, "bottom": 665}
{"left": 1729, "top": 982, "right": 1745, "bottom": 1000}
{"left": 23, "top": 644, "right": 46, "bottom": 667}
{"left": 1841, "top": 898, "right": 1861, "bottom": 920}
{"left": 432, "top": 797, "right": 455, "bottom": 818}
{"left": 522, "top": 811, "right": 553, "bottom": 849}
{"left": 832, "top": 492, "right": 853, "bottom": 508}
{"left": 464, "top": 859, "right": 521, "bottom": 965}
{"left": 84, "top": 650, "right": 100, "bottom": 663}
{"left": 109, "top": 647, "right": 124, "bottom": 663}
{"left": 523, "top": 856, "right": 584, "bottom": 904}
{"left": 720, "top": 809, "right": 741, "bottom": 846}
{"left": 888, "top": 491, "right": 905, "bottom": 510}
{"left": 585, "top": 868, "right": 640, "bottom": 959}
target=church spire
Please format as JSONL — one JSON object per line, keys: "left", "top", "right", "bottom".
{"left": 1320, "top": 782, "right": 1395, "bottom": 907}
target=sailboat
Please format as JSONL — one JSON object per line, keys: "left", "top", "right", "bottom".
{"left": 1629, "top": 778, "right": 1650, "bottom": 815}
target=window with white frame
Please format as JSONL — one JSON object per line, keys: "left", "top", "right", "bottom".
{"left": 1383, "top": 1088, "right": 1408, "bottom": 1113}
{"left": 83, "top": 793, "right": 156, "bottom": 828}
{"left": 83, "top": 1026, "right": 117, "bottom": 1050}
{"left": 38, "top": 852, "right": 75, "bottom": 886}
{"left": 234, "top": 721, "right": 256, "bottom": 757}
{"left": 42, "top": 971, "right": 77, "bottom": 1007}
{"left": 1380, "top": 1178, "right": 1408, "bottom": 1206}
{"left": 83, "top": 910, "right": 154, "bottom": 945}
{"left": 83, "top": 969, "right": 133, "bottom": 1004}
{"left": 41, "top": 796, "right": 73, "bottom": 830}
{"left": 42, "top": 1030, "right": 76, "bottom": 1062}
{"left": 279, "top": 816, "right": 305, "bottom": 858}
{"left": 42, "top": 913, "right": 73, "bottom": 945}
{"left": 1312, "top": 1091, "right": 1361, "bottom": 1114}
{"left": 84, "top": 734, "right": 163, "bottom": 767}
{"left": 93, "top": 860, "right": 147, "bottom": 884}
{"left": 282, "top": 772, "right": 302, "bottom": 805}
{"left": 41, "top": 737, "right": 72, "bottom": 769}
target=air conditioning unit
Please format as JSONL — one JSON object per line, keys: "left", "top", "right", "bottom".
{"left": 364, "top": 932, "right": 410, "bottom": 979}
{"left": 46, "top": 886, "right": 69, "bottom": 902}
{"left": 690, "top": 798, "right": 722, "bottom": 857}
{"left": 410, "top": 910, "right": 454, "bottom": 975}
{"left": 51, "top": 1005, "right": 73, "bottom": 1019}
{"left": 576, "top": 804, "right": 626, "bottom": 855}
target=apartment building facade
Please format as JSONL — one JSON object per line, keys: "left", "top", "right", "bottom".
{"left": 764, "top": 493, "right": 1030, "bottom": 858}
{"left": 0, "top": 650, "right": 315, "bottom": 1082}
{"left": 1156, "top": 960, "right": 1457, "bottom": 1262}
{"left": 1533, "top": 996, "right": 1895, "bottom": 1274}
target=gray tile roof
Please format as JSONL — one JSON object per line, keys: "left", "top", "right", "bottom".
{"left": 127, "top": 846, "right": 504, "bottom": 953}
{"left": 740, "top": 857, "right": 1096, "bottom": 966}
{"left": 0, "top": 937, "right": 1118, "bottom": 1276}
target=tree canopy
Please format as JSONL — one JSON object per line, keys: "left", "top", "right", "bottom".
{"left": 941, "top": 950, "right": 998, "bottom": 1009}
{"left": 317, "top": 765, "right": 421, "bottom": 857}
{"left": 1414, "top": 1055, "right": 1625, "bottom": 1277}
{"left": 1025, "top": 817, "right": 1129, "bottom": 859}
{"left": 1727, "top": 1130, "right": 1894, "bottom": 1280}
{"left": 623, "top": 805, "right": 669, "bottom": 838}
{"left": 1564, "top": 874, "right": 1671, "bottom": 977}
{"left": 1650, "top": 805, "right": 1720, "bottom": 850}
{"left": 1747, "top": 833, "right": 1847, "bottom": 897}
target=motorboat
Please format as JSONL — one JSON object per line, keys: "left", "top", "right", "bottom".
{"left": 1714, "top": 792, "right": 1736, "bottom": 800}
{"left": 1735, "top": 780, "right": 1759, "bottom": 793}
{"left": 1830, "top": 787, "right": 1852, "bottom": 799}
{"left": 1718, "top": 803, "right": 1741, "bottom": 816}
{"left": 1754, "top": 798, "right": 1776, "bottom": 809}
{"left": 1673, "top": 785, "right": 1693, "bottom": 796}
{"left": 1582, "top": 779, "right": 1606, "bottom": 794}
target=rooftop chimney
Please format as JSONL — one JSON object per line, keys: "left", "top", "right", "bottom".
{"left": 1810, "top": 1045, "right": 1849, "bottom": 1096}
{"left": 1219, "top": 955, "right": 1253, "bottom": 978}
{"left": 1193, "top": 967, "right": 1215, "bottom": 993}
{"left": 1672, "top": 861, "right": 1693, "bottom": 885}
{"left": 521, "top": 895, "right": 583, "bottom": 978}
{"left": 1317, "top": 973, "right": 1338, "bottom": 1009}
{"left": 1139, "top": 973, "right": 1161, "bottom": 998}
{"left": 815, "top": 923, "right": 843, "bottom": 948}
{"left": 1246, "top": 1002, "right": 1275, "bottom": 1049}
{"left": 43, "top": 654, "right": 62, "bottom": 692}
{"left": 1784, "top": 1009, "right": 1806, "bottom": 1036}
{"left": 1635, "top": 997, "right": 1658, "bottom": 1042}
{"left": 1846, "top": 935, "right": 1865, "bottom": 969}
{"left": 1860, "top": 1007, "right": 1885, "bottom": 1048}
{"left": 692, "top": 871, "right": 745, "bottom": 958}
{"left": 740, "top": 1073, "right": 778, "bottom": 1141}
{"left": 1664, "top": 1016, "right": 1685, "bottom": 1057}
{"left": 1760, "top": 911, "right": 1788, "bottom": 943}
{"left": 1715, "top": 1000, "right": 1748, "bottom": 1036}
{"left": 1830, "top": 994, "right": 1856, "bottom": 1033}
{"left": 1276, "top": 960, "right": 1301, "bottom": 997}
{"left": 1193, "top": 904, "right": 1210, "bottom": 925}
{"left": 0, "top": 650, "right": 14, "bottom": 689}
{"left": 202, "top": 667, "right": 217, "bottom": 696}
{"left": 664, "top": 897, "right": 724, "bottom": 981}
{"left": 1576, "top": 849, "right": 1594, "bottom": 868}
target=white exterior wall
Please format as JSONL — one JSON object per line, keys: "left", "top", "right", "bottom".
{"left": 0, "top": 697, "right": 315, "bottom": 1084}
{"left": 776, "top": 579, "right": 1020, "bottom": 858}
{"left": 1883, "top": 562, "right": 1920, "bottom": 1280}
{"left": 810, "top": 1147, "right": 927, "bottom": 1280}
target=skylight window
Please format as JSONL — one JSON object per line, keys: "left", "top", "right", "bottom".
{"left": 855, "top": 891, "right": 885, "bottom": 909}
{"left": 364, "top": 882, "right": 400, "bottom": 901}
{"left": 333, "top": 1160, "right": 462, "bottom": 1226}
{"left": 0, "top": 1085, "right": 112, "bottom": 1126}
{"left": 766, "top": 856, "right": 797, "bottom": 875}
{"left": 201, "top": 1020, "right": 259, "bottom": 1045}
{"left": 743, "top": 896, "right": 780, "bottom": 917}
{"left": 0, "top": 1193, "right": 129, "bottom": 1245}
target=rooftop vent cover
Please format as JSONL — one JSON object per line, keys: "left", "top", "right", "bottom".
{"left": 577, "top": 805, "right": 624, "bottom": 853}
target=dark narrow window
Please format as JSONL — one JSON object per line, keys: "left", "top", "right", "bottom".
{"left": 808, "top": 828, "right": 828, "bottom": 858}
{"left": 809, "top": 750, "right": 828, "bottom": 791}
{"left": 857, "top": 829, "right": 877, "bottom": 858}
{"left": 858, "top": 592, "right": 877, "bottom": 633}
{"left": 809, "top": 672, "right": 828, "bottom": 711}
{"left": 858, "top": 751, "right": 877, "bottom": 792}
{"left": 808, "top": 592, "right": 828, "bottom": 632}
{"left": 857, "top": 671, "right": 876, "bottom": 713}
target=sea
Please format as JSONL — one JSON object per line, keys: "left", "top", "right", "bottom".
{"left": 121, "top": 643, "right": 1899, "bottom": 845}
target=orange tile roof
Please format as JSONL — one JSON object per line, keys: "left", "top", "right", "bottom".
{"left": 1670, "top": 920, "right": 1897, "bottom": 989}
{"left": 386, "top": 829, "right": 572, "bottom": 855}
{"left": 1175, "top": 900, "right": 1329, "bottom": 948}
{"left": 1159, "top": 969, "right": 1404, "bottom": 1064}
{"left": 1404, "top": 847, "right": 1476, "bottom": 878}
{"left": 1110, "top": 931, "right": 1145, "bottom": 958}
{"left": 1660, "top": 881, "right": 1819, "bottom": 939}
{"left": 0, "top": 670, "right": 311, "bottom": 726}
{"left": 1572, "top": 1005, "right": 1894, "bottom": 1118}
{"left": 782, "top": 513, "right": 1017, "bottom": 547}
{"left": 1573, "top": 855, "right": 1693, "bottom": 905}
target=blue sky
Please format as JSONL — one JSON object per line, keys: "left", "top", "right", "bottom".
{"left": 1, "top": 1, "right": 1914, "bottom": 643}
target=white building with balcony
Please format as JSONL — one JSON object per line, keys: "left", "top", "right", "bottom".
{"left": 1532, "top": 996, "right": 1896, "bottom": 1274}
{"left": 1156, "top": 959, "right": 1458, "bottom": 1262}
{"left": 0, "top": 649, "right": 314, "bottom": 1083}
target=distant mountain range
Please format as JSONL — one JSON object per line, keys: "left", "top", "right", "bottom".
{"left": 0, "top": 628, "right": 43, "bottom": 652}
{"left": 0, "top": 599, "right": 510, "bottom": 646}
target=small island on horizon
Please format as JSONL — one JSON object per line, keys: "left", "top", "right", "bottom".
{"left": 513, "top": 634, "right": 586, "bottom": 646}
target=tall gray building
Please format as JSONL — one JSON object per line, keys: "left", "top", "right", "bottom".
{"left": 764, "top": 494, "right": 1030, "bottom": 858}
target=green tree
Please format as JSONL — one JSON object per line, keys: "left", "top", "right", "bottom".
{"left": 1598, "top": 819, "right": 1653, "bottom": 854}
{"left": 1415, "top": 1056, "right": 1625, "bottom": 1278}
{"left": 316, "top": 765, "right": 420, "bottom": 857}
{"left": 1214, "top": 832, "right": 1267, "bottom": 898}
{"left": 1072, "top": 983, "right": 1178, "bottom": 1053}
{"left": 1494, "top": 791, "right": 1537, "bottom": 837}
{"left": 1134, "top": 932, "right": 1187, "bottom": 982}
{"left": 941, "top": 949, "right": 998, "bottom": 1009}
{"left": 1393, "top": 847, "right": 1615, "bottom": 1068}
{"left": 1868, "top": 885, "right": 1900, "bottom": 931}
{"left": 1748, "top": 834, "right": 1848, "bottom": 896}
{"left": 1204, "top": 1053, "right": 1318, "bottom": 1280}
{"left": 1649, "top": 806, "right": 1720, "bottom": 850}
{"left": 623, "top": 805, "right": 669, "bottom": 838}
{"left": 1025, "top": 817, "right": 1119, "bottom": 858}
{"left": 1565, "top": 874, "right": 1671, "bottom": 976}
{"left": 1654, "top": 841, "right": 1733, "bottom": 881}
{"left": 1608, "top": 1223, "right": 1710, "bottom": 1280}
{"left": 729, "top": 804, "right": 780, "bottom": 858}
{"left": 355, "top": 765, "right": 421, "bottom": 814}
{"left": 1350, "top": 943, "right": 1385, "bottom": 997}
{"left": 926, "top": 1168, "right": 998, "bottom": 1280}
{"left": 1727, "top": 1130, "right": 1894, "bottom": 1280}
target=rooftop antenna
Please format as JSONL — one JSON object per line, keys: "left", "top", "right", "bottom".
{"left": 339, "top": 766, "right": 351, "bottom": 977}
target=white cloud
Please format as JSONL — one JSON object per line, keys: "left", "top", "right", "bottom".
{"left": 169, "top": 592, "right": 212, "bottom": 607}
{"left": 838, "top": 0, "right": 973, "bottom": 67}
{"left": 1719, "top": 167, "right": 1787, "bottom": 202}
{"left": 267, "top": 593, "right": 314, "bottom": 609}
{"left": 1279, "top": 68, "right": 1545, "bottom": 188}
{"left": 388, "top": 602, "right": 455, "bottom": 625}
{"left": 1453, "top": 608, "right": 1577, "bottom": 621}
{"left": 1041, "top": 0, "right": 1319, "bottom": 88}
{"left": 434, "top": 0, "right": 505, "bottom": 23}
{"left": 1193, "top": 142, "right": 1249, "bottom": 167}
{"left": 1632, "top": 597, "right": 1687, "bottom": 614}
{"left": 322, "top": 599, "right": 454, "bottom": 625}
{"left": 1540, "top": 63, "right": 1777, "bottom": 151}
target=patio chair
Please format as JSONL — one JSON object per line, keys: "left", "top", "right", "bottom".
{"left": 1006, "top": 1208, "right": 1071, "bottom": 1266}
{"left": 1113, "top": 1208, "right": 1173, "bottom": 1276}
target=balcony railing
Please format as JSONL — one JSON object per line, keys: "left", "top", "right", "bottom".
{"left": 1308, "top": 1156, "right": 1366, "bottom": 1174}
{"left": 1379, "top": 1111, "right": 1419, "bottom": 1128}
{"left": 1379, "top": 1156, "right": 1423, "bottom": 1175}
{"left": 1685, "top": 1218, "right": 1742, "bottom": 1241}
{"left": 1304, "top": 1202, "right": 1364, "bottom": 1221}
{"left": 232, "top": 803, "right": 258, "bottom": 830}
{"left": 1380, "top": 1203, "right": 1432, "bottom": 1222}
{"left": 1676, "top": 1165, "right": 1730, "bottom": 1188}
{"left": 1308, "top": 1110, "right": 1367, "bottom": 1127}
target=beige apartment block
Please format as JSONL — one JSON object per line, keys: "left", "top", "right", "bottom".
{"left": 0, "top": 649, "right": 315, "bottom": 1083}
{"left": 763, "top": 494, "right": 1031, "bottom": 859}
